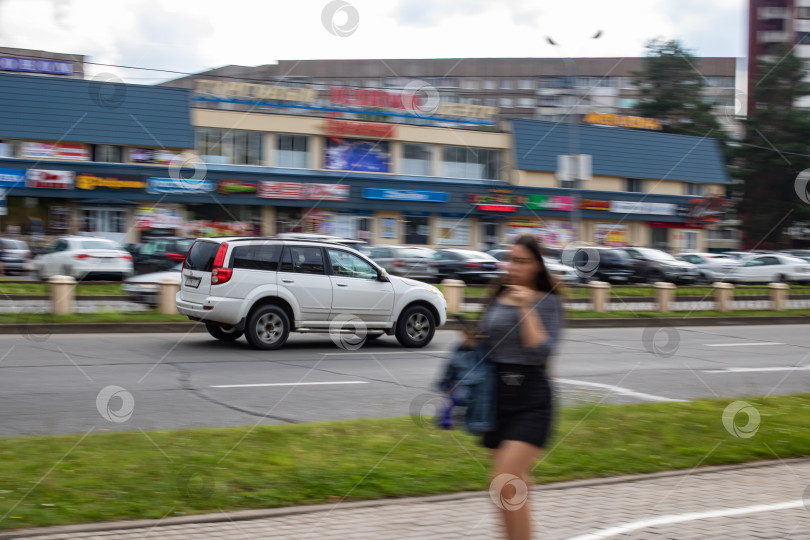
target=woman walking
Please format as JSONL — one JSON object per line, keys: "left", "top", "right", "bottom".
{"left": 471, "top": 234, "right": 565, "bottom": 539}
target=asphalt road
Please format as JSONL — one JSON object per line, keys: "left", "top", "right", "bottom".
{"left": 0, "top": 325, "right": 809, "bottom": 437}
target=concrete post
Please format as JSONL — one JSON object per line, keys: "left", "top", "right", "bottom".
{"left": 714, "top": 282, "right": 734, "bottom": 313}
{"left": 769, "top": 282, "right": 789, "bottom": 311}
{"left": 441, "top": 279, "right": 466, "bottom": 314}
{"left": 588, "top": 281, "right": 611, "bottom": 313}
{"left": 158, "top": 275, "right": 182, "bottom": 315}
{"left": 48, "top": 275, "right": 76, "bottom": 315}
{"left": 653, "top": 281, "right": 677, "bottom": 313}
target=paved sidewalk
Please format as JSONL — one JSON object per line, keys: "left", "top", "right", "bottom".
{"left": 3, "top": 459, "right": 809, "bottom": 539}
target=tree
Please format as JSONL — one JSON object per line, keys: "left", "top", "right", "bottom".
{"left": 734, "top": 46, "right": 810, "bottom": 249}
{"left": 632, "top": 39, "right": 724, "bottom": 140}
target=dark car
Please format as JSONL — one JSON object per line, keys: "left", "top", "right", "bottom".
{"left": 131, "top": 236, "right": 194, "bottom": 274}
{"left": 434, "top": 248, "right": 502, "bottom": 284}
{"left": 365, "top": 245, "right": 438, "bottom": 282}
{"left": 622, "top": 247, "right": 699, "bottom": 284}
{"left": 0, "top": 238, "right": 32, "bottom": 275}
{"left": 564, "top": 246, "right": 635, "bottom": 283}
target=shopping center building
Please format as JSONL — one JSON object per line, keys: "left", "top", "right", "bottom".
{"left": 0, "top": 69, "right": 732, "bottom": 252}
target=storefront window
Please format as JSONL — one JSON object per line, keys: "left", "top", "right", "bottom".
{"left": 441, "top": 146, "right": 500, "bottom": 180}
{"left": 402, "top": 143, "right": 432, "bottom": 176}
{"left": 436, "top": 218, "right": 470, "bottom": 246}
{"left": 80, "top": 208, "right": 128, "bottom": 244}
{"left": 685, "top": 183, "right": 704, "bottom": 196}
{"left": 196, "top": 128, "right": 262, "bottom": 165}
{"left": 277, "top": 134, "right": 308, "bottom": 168}
{"left": 184, "top": 204, "right": 261, "bottom": 236}
{"left": 651, "top": 228, "right": 669, "bottom": 250}
{"left": 404, "top": 216, "right": 430, "bottom": 245}
{"left": 93, "top": 144, "right": 123, "bottom": 163}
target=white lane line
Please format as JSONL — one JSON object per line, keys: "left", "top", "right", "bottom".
{"left": 705, "top": 342, "right": 784, "bottom": 347}
{"left": 566, "top": 499, "right": 805, "bottom": 540}
{"left": 704, "top": 366, "right": 810, "bottom": 373}
{"left": 211, "top": 381, "right": 370, "bottom": 388}
{"left": 555, "top": 378, "right": 685, "bottom": 402}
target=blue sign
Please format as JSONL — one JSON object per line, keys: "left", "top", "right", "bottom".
{"left": 363, "top": 187, "right": 448, "bottom": 203}
{"left": 325, "top": 139, "right": 390, "bottom": 173}
{"left": 147, "top": 177, "right": 215, "bottom": 194}
{"left": 0, "top": 57, "right": 72, "bottom": 75}
{"left": 0, "top": 168, "right": 26, "bottom": 188}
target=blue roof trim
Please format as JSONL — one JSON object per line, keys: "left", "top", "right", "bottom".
{"left": 511, "top": 118, "right": 731, "bottom": 184}
{"left": 0, "top": 72, "right": 193, "bottom": 148}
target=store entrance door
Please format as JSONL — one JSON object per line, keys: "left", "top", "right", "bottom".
{"left": 651, "top": 228, "right": 669, "bottom": 251}
{"left": 480, "top": 222, "right": 498, "bottom": 251}
{"left": 80, "top": 208, "right": 127, "bottom": 245}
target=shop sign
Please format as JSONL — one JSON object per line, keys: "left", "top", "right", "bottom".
{"left": 258, "top": 182, "right": 349, "bottom": 201}
{"left": 324, "top": 139, "right": 390, "bottom": 173}
{"left": 0, "top": 168, "right": 26, "bottom": 188}
{"left": 594, "top": 224, "right": 628, "bottom": 246}
{"left": 683, "top": 196, "right": 727, "bottom": 223}
{"left": 610, "top": 201, "right": 677, "bottom": 216}
{"left": 147, "top": 177, "right": 215, "bottom": 194}
{"left": 21, "top": 142, "right": 90, "bottom": 161}
{"left": 76, "top": 173, "right": 146, "bottom": 191}
{"left": 128, "top": 148, "right": 184, "bottom": 164}
{"left": 194, "top": 79, "right": 318, "bottom": 104}
{"left": 329, "top": 87, "right": 498, "bottom": 121}
{"left": 216, "top": 179, "right": 258, "bottom": 194}
{"left": 648, "top": 221, "right": 705, "bottom": 230}
{"left": 324, "top": 118, "right": 396, "bottom": 139}
{"left": 505, "top": 219, "right": 574, "bottom": 250}
{"left": 26, "top": 169, "right": 74, "bottom": 189}
{"left": 584, "top": 113, "right": 662, "bottom": 131}
{"left": 0, "top": 57, "right": 72, "bottom": 75}
{"left": 525, "top": 194, "right": 574, "bottom": 211}
{"left": 362, "top": 187, "right": 447, "bottom": 203}
{"left": 468, "top": 190, "right": 528, "bottom": 207}
{"left": 134, "top": 207, "right": 183, "bottom": 229}
{"left": 581, "top": 199, "right": 610, "bottom": 211}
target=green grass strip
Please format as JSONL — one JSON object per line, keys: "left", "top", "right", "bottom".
{"left": 0, "top": 283, "right": 125, "bottom": 296}
{"left": 1, "top": 394, "right": 809, "bottom": 530}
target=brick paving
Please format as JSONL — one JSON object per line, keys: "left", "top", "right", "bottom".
{"left": 2, "top": 460, "right": 808, "bottom": 539}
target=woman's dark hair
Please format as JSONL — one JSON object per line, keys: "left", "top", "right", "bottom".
{"left": 489, "top": 234, "right": 564, "bottom": 303}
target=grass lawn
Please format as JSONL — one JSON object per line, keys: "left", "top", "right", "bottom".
{"left": 0, "top": 282, "right": 125, "bottom": 296}
{"left": 6, "top": 310, "right": 189, "bottom": 324}
{"left": 1, "top": 394, "right": 809, "bottom": 530}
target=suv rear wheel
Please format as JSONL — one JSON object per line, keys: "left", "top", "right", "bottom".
{"left": 245, "top": 305, "right": 290, "bottom": 350}
{"left": 395, "top": 305, "right": 436, "bottom": 348}
{"left": 206, "top": 323, "right": 244, "bottom": 342}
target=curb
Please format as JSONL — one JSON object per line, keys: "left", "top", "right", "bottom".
{"left": 3, "top": 316, "right": 808, "bottom": 335}
{"left": 2, "top": 457, "right": 807, "bottom": 538}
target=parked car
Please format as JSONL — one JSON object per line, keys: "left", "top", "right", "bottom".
{"left": 365, "top": 245, "right": 438, "bottom": 282}
{"left": 33, "top": 236, "right": 133, "bottom": 281}
{"left": 563, "top": 246, "right": 636, "bottom": 284}
{"left": 0, "top": 238, "right": 32, "bottom": 275}
{"left": 123, "top": 263, "right": 182, "bottom": 306}
{"left": 721, "top": 251, "right": 756, "bottom": 261}
{"left": 621, "top": 247, "right": 699, "bottom": 284}
{"left": 725, "top": 253, "right": 810, "bottom": 284}
{"left": 675, "top": 252, "right": 740, "bottom": 283}
{"left": 487, "top": 249, "right": 579, "bottom": 285}
{"left": 780, "top": 250, "right": 810, "bottom": 263}
{"left": 131, "top": 236, "right": 194, "bottom": 274}
{"left": 175, "top": 237, "right": 447, "bottom": 350}
{"left": 433, "top": 248, "right": 502, "bottom": 284}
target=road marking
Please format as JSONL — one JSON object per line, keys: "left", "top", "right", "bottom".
{"left": 211, "top": 381, "right": 370, "bottom": 388}
{"left": 566, "top": 499, "right": 805, "bottom": 540}
{"left": 555, "top": 378, "right": 685, "bottom": 402}
{"left": 705, "top": 342, "right": 784, "bottom": 347}
{"left": 704, "top": 366, "right": 810, "bottom": 374}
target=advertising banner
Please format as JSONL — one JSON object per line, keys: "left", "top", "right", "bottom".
{"left": 147, "top": 178, "right": 215, "bottom": 194}
{"left": 594, "top": 224, "right": 628, "bottom": 246}
{"left": 26, "top": 169, "right": 74, "bottom": 189}
{"left": 324, "top": 138, "right": 390, "bottom": 173}
{"left": 76, "top": 173, "right": 146, "bottom": 191}
{"left": 362, "top": 187, "right": 448, "bottom": 203}
{"left": 258, "top": 182, "right": 348, "bottom": 201}
{"left": 21, "top": 142, "right": 90, "bottom": 161}
{"left": 0, "top": 168, "right": 26, "bottom": 188}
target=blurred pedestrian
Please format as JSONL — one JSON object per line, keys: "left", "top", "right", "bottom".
{"left": 467, "top": 233, "right": 565, "bottom": 540}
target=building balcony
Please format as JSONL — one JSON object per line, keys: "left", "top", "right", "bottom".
{"left": 757, "top": 31, "right": 791, "bottom": 43}
{"left": 757, "top": 6, "right": 789, "bottom": 20}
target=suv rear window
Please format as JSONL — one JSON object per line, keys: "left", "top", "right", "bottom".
{"left": 184, "top": 241, "right": 220, "bottom": 272}
{"left": 231, "top": 244, "right": 281, "bottom": 271}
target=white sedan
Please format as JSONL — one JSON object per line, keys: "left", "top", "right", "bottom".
{"left": 34, "top": 236, "right": 134, "bottom": 281}
{"left": 675, "top": 252, "right": 740, "bottom": 283}
{"left": 725, "top": 253, "right": 810, "bottom": 284}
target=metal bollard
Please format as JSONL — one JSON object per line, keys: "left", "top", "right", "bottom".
{"left": 48, "top": 275, "right": 76, "bottom": 315}
{"left": 158, "top": 275, "right": 182, "bottom": 315}
{"left": 441, "top": 279, "right": 466, "bottom": 314}
{"left": 653, "top": 281, "right": 676, "bottom": 313}
{"left": 713, "top": 282, "right": 734, "bottom": 313}
{"left": 588, "top": 281, "right": 611, "bottom": 313}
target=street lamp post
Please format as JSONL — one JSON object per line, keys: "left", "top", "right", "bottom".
{"left": 546, "top": 31, "right": 602, "bottom": 244}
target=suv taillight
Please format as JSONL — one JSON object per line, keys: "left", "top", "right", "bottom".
{"left": 211, "top": 242, "right": 231, "bottom": 285}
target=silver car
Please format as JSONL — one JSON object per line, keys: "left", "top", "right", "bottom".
{"left": 0, "top": 238, "right": 32, "bottom": 275}
{"left": 675, "top": 253, "right": 740, "bottom": 283}
{"left": 365, "top": 245, "right": 438, "bottom": 282}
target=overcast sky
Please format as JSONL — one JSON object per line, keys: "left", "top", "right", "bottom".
{"left": 0, "top": 0, "right": 746, "bottom": 84}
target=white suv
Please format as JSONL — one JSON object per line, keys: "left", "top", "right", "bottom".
{"left": 176, "top": 237, "right": 447, "bottom": 350}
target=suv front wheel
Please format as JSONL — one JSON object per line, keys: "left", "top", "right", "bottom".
{"left": 245, "top": 305, "right": 290, "bottom": 350}
{"left": 395, "top": 305, "right": 436, "bottom": 348}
